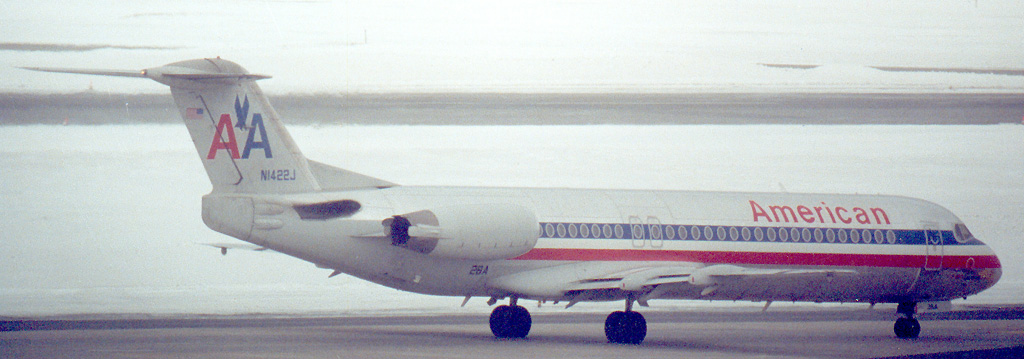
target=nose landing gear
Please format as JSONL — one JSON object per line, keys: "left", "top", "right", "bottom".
{"left": 605, "top": 295, "right": 647, "bottom": 344}
{"left": 894, "top": 301, "right": 921, "bottom": 339}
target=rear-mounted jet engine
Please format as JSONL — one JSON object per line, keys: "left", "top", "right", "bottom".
{"left": 384, "top": 204, "right": 539, "bottom": 261}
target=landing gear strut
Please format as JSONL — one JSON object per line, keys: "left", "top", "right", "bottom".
{"left": 489, "top": 297, "right": 531, "bottom": 339}
{"left": 893, "top": 301, "right": 921, "bottom": 339}
{"left": 605, "top": 295, "right": 647, "bottom": 344}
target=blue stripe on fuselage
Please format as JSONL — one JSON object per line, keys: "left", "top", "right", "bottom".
{"left": 538, "top": 222, "right": 978, "bottom": 246}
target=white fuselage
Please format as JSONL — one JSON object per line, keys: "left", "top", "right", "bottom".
{"left": 213, "top": 186, "right": 1002, "bottom": 305}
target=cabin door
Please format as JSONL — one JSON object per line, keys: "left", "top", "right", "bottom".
{"left": 923, "top": 224, "right": 944, "bottom": 270}
{"left": 629, "top": 215, "right": 664, "bottom": 248}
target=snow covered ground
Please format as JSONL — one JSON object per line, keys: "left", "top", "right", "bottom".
{"left": 2, "top": 0, "right": 1023, "bottom": 93}
{"left": 1, "top": 124, "right": 1021, "bottom": 316}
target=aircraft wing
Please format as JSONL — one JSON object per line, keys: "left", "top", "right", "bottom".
{"left": 567, "top": 266, "right": 696, "bottom": 292}
{"left": 489, "top": 262, "right": 857, "bottom": 304}
{"left": 569, "top": 264, "right": 857, "bottom": 291}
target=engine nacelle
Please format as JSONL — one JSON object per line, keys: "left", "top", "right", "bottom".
{"left": 386, "top": 203, "right": 539, "bottom": 261}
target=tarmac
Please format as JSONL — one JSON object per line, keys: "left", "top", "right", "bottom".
{"left": 2, "top": 92, "right": 1022, "bottom": 125}
{"left": 3, "top": 306, "right": 1023, "bottom": 358}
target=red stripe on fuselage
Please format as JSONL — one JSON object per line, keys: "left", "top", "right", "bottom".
{"left": 511, "top": 248, "right": 1001, "bottom": 269}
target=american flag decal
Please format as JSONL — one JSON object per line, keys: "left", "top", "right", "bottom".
{"left": 186, "top": 107, "right": 204, "bottom": 119}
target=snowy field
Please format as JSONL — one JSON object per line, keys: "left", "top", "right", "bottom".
{"left": 1, "top": 124, "right": 1021, "bottom": 317}
{"left": 3, "top": 0, "right": 1024, "bottom": 93}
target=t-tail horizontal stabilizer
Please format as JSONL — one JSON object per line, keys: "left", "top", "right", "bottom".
{"left": 22, "top": 58, "right": 394, "bottom": 193}
{"left": 17, "top": 66, "right": 147, "bottom": 78}
{"left": 21, "top": 60, "right": 271, "bottom": 87}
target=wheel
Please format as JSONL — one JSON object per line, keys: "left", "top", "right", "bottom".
{"left": 489, "top": 305, "right": 512, "bottom": 338}
{"left": 605, "top": 311, "right": 647, "bottom": 344}
{"left": 623, "top": 311, "right": 647, "bottom": 344}
{"left": 894, "top": 317, "right": 921, "bottom": 339}
{"left": 489, "top": 305, "right": 531, "bottom": 339}
{"left": 507, "top": 305, "right": 532, "bottom": 338}
{"left": 605, "top": 311, "right": 627, "bottom": 343}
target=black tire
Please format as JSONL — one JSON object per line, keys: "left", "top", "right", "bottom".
{"left": 490, "top": 305, "right": 512, "bottom": 338}
{"left": 490, "top": 305, "right": 531, "bottom": 339}
{"left": 894, "top": 317, "right": 921, "bottom": 339}
{"left": 605, "top": 311, "right": 627, "bottom": 343}
{"left": 605, "top": 311, "right": 646, "bottom": 344}
{"left": 623, "top": 311, "right": 647, "bottom": 344}
{"left": 507, "top": 305, "right": 532, "bottom": 338}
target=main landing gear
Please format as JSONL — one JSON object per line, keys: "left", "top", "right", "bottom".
{"left": 489, "top": 297, "right": 531, "bottom": 339}
{"left": 894, "top": 301, "right": 921, "bottom": 339}
{"left": 605, "top": 296, "right": 647, "bottom": 344}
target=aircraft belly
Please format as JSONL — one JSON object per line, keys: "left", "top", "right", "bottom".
{"left": 493, "top": 259, "right": 922, "bottom": 303}
{"left": 657, "top": 266, "right": 918, "bottom": 303}
{"left": 907, "top": 267, "right": 999, "bottom": 301}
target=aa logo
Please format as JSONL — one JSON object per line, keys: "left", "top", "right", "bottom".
{"left": 207, "top": 95, "right": 273, "bottom": 159}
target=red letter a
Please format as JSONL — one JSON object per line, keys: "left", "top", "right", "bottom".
{"left": 750, "top": 200, "right": 772, "bottom": 222}
{"left": 207, "top": 114, "right": 240, "bottom": 159}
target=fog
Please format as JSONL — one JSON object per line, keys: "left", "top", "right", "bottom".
{"left": 2, "top": 0, "right": 1023, "bottom": 93}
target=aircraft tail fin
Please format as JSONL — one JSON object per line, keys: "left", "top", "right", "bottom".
{"left": 24, "top": 58, "right": 394, "bottom": 193}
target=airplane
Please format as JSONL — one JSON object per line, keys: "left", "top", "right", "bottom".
{"left": 23, "top": 58, "right": 1002, "bottom": 344}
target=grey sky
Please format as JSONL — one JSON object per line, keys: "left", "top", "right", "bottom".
{"left": 1, "top": 0, "right": 1023, "bottom": 93}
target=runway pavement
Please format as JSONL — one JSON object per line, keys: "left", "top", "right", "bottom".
{"left": 3, "top": 307, "right": 1023, "bottom": 358}
{"left": 3, "top": 93, "right": 1022, "bottom": 125}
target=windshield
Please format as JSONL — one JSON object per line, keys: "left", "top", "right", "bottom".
{"left": 953, "top": 223, "right": 978, "bottom": 243}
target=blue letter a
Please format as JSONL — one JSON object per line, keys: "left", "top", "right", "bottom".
{"left": 242, "top": 113, "right": 272, "bottom": 158}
